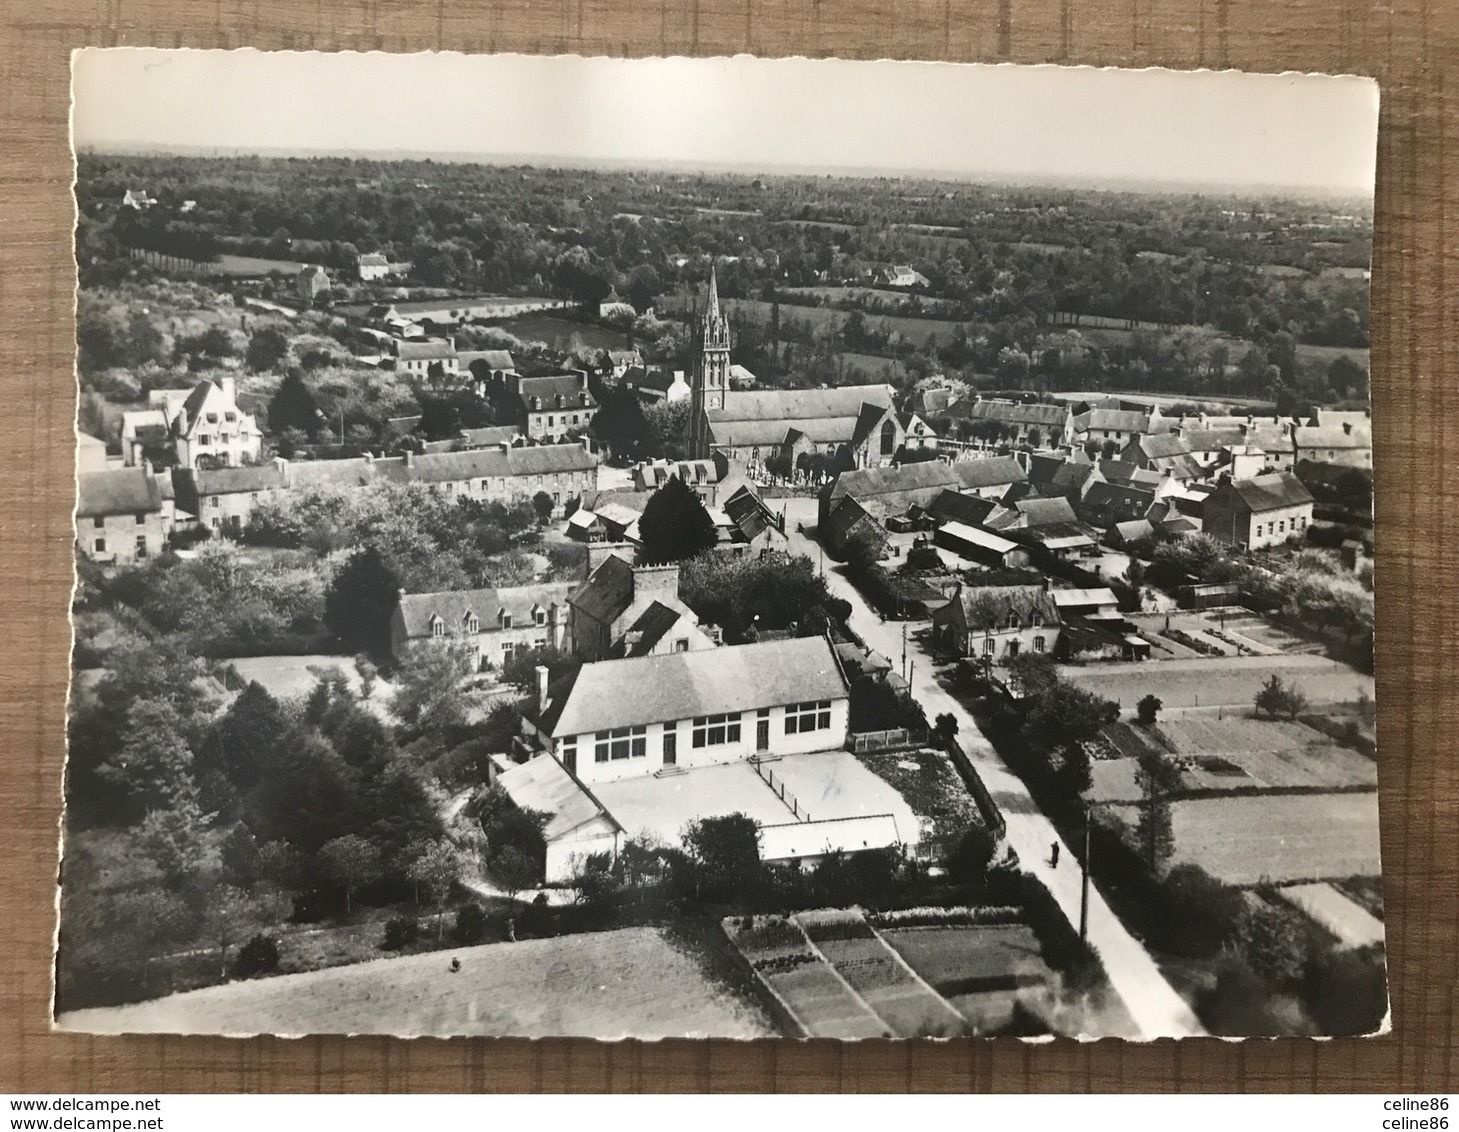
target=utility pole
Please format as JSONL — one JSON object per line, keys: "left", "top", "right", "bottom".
{"left": 1080, "top": 804, "right": 1092, "bottom": 942}
{"left": 901, "top": 623, "right": 908, "bottom": 682}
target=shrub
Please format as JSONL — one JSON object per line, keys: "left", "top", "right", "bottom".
{"left": 382, "top": 915, "right": 420, "bottom": 950}
{"left": 868, "top": 905, "right": 1022, "bottom": 929}
{"left": 453, "top": 903, "right": 487, "bottom": 944}
{"left": 231, "top": 934, "right": 280, "bottom": 978}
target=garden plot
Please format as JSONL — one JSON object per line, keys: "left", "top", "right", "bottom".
{"left": 795, "top": 910, "right": 964, "bottom": 1037}
{"left": 1060, "top": 655, "right": 1374, "bottom": 711}
{"left": 880, "top": 923, "right": 1053, "bottom": 1033}
{"left": 723, "top": 915, "right": 889, "bottom": 1039}
{"left": 1216, "top": 613, "right": 1326, "bottom": 655}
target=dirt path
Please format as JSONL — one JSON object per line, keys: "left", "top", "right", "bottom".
{"left": 1277, "top": 883, "right": 1386, "bottom": 948}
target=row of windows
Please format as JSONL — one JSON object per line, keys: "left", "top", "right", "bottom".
{"left": 194, "top": 432, "right": 251, "bottom": 447}
{"left": 982, "top": 635, "right": 1046, "bottom": 655}
{"left": 594, "top": 726, "right": 647, "bottom": 762}
{"left": 785, "top": 700, "right": 833, "bottom": 734}
{"left": 431, "top": 608, "right": 550, "bottom": 636}
{"left": 91, "top": 513, "right": 150, "bottom": 528}
{"left": 692, "top": 712, "right": 742, "bottom": 748}
{"left": 91, "top": 536, "right": 149, "bottom": 557}
{"left": 1254, "top": 515, "right": 1308, "bottom": 538}
{"left": 535, "top": 414, "right": 586, "bottom": 427}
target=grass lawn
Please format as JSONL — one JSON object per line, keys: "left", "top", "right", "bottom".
{"left": 881, "top": 923, "right": 1051, "bottom": 1032}
{"left": 213, "top": 253, "right": 310, "bottom": 277}
{"left": 60, "top": 926, "right": 773, "bottom": 1039}
{"left": 1059, "top": 655, "right": 1375, "bottom": 711}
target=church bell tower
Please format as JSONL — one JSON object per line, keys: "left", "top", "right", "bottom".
{"left": 689, "top": 267, "right": 731, "bottom": 459}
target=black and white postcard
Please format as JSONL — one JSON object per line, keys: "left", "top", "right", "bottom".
{"left": 58, "top": 50, "right": 1383, "bottom": 1040}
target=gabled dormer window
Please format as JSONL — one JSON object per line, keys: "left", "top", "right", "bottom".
{"left": 535, "top": 607, "right": 547, "bottom": 626}
{"left": 1031, "top": 611, "right": 1043, "bottom": 627}
{"left": 500, "top": 610, "right": 513, "bottom": 630}
{"left": 464, "top": 613, "right": 479, "bottom": 634}
{"left": 1006, "top": 612, "right": 1021, "bottom": 630}
{"left": 430, "top": 615, "right": 445, "bottom": 638}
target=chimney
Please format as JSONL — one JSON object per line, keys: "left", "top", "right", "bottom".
{"left": 1042, "top": 576, "right": 1052, "bottom": 592}
{"left": 1343, "top": 422, "right": 1353, "bottom": 435}
{"left": 535, "top": 665, "right": 550, "bottom": 717}
{"left": 404, "top": 450, "right": 414, "bottom": 468}
{"left": 625, "top": 630, "right": 644, "bottom": 649}
{"left": 632, "top": 562, "right": 681, "bottom": 605}
{"left": 219, "top": 375, "right": 237, "bottom": 403}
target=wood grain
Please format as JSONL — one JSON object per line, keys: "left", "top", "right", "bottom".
{"left": 2, "top": 0, "right": 1455, "bottom": 1093}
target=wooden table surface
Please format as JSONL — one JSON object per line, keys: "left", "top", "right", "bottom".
{"left": 1, "top": 0, "right": 1454, "bottom": 1093}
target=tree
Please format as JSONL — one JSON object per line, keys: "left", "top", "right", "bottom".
{"left": 842, "top": 527, "right": 883, "bottom": 574}
{"left": 323, "top": 546, "right": 401, "bottom": 654}
{"left": 932, "top": 712, "right": 960, "bottom": 749}
{"left": 406, "top": 839, "right": 463, "bottom": 938}
{"left": 317, "top": 834, "right": 383, "bottom": 915}
{"left": 1238, "top": 900, "right": 1309, "bottom": 984}
{"left": 532, "top": 490, "right": 555, "bottom": 525}
{"left": 1135, "top": 753, "right": 1180, "bottom": 874}
{"left": 98, "top": 699, "right": 199, "bottom": 814}
{"left": 267, "top": 370, "right": 322, "bottom": 436}
{"left": 1255, "top": 674, "right": 1308, "bottom": 720}
{"left": 1136, "top": 694, "right": 1162, "bottom": 726}
{"left": 492, "top": 845, "right": 541, "bottom": 900}
{"left": 637, "top": 476, "right": 718, "bottom": 563}
{"left": 946, "top": 823, "right": 996, "bottom": 883}
{"left": 390, "top": 638, "right": 477, "bottom": 733}
{"left": 681, "top": 812, "right": 762, "bottom": 900}
{"left": 200, "top": 884, "right": 267, "bottom": 980}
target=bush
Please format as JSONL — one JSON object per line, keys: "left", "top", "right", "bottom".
{"left": 453, "top": 902, "right": 487, "bottom": 944}
{"left": 231, "top": 934, "right": 280, "bottom": 978}
{"left": 382, "top": 915, "right": 420, "bottom": 950}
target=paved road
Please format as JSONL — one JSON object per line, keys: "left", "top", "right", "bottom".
{"left": 776, "top": 497, "right": 1205, "bottom": 1039}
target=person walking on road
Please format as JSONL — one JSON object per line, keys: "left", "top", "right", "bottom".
{"left": 1050, "top": 842, "right": 1060, "bottom": 868}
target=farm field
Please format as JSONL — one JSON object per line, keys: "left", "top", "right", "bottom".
{"left": 779, "top": 286, "right": 962, "bottom": 315}
{"left": 881, "top": 923, "right": 1051, "bottom": 1032}
{"left": 1059, "top": 655, "right": 1375, "bottom": 712}
{"left": 59, "top": 927, "right": 772, "bottom": 1039}
{"left": 1107, "top": 791, "right": 1382, "bottom": 886}
{"left": 496, "top": 314, "right": 629, "bottom": 351}
{"left": 718, "top": 297, "right": 969, "bottom": 349}
{"left": 796, "top": 910, "right": 964, "bottom": 1037}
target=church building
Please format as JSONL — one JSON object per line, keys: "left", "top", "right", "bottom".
{"left": 687, "top": 269, "right": 904, "bottom": 470}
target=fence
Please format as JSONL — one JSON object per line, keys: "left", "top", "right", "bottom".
{"left": 944, "top": 740, "right": 1007, "bottom": 839}
{"left": 847, "top": 728, "right": 930, "bottom": 754}
{"left": 753, "top": 760, "right": 811, "bottom": 822}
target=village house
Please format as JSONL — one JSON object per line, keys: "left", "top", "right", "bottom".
{"left": 946, "top": 397, "right": 1073, "bottom": 448}
{"left": 567, "top": 553, "right": 716, "bottom": 662}
{"left": 625, "top": 366, "right": 691, "bottom": 405}
{"left": 897, "top": 412, "right": 940, "bottom": 451}
{"left": 296, "top": 265, "right": 330, "bottom": 304}
{"left": 121, "top": 189, "right": 156, "bottom": 210}
{"left": 76, "top": 466, "right": 177, "bottom": 565}
{"left": 932, "top": 522, "right": 1033, "bottom": 569}
{"left": 391, "top": 337, "right": 460, "bottom": 384}
{"left": 1202, "top": 471, "right": 1315, "bottom": 550}
{"left": 1071, "top": 405, "right": 1169, "bottom": 449}
{"left": 1117, "top": 432, "right": 1203, "bottom": 480}
{"left": 1294, "top": 410, "right": 1372, "bottom": 469}
{"left": 76, "top": 432, "right": 114, "bottom": 473}
{"left": 879, "top": 264, "right": 930, "bottom": 288}
{"left": 389, "top": 582, "right": 575, "bottom": 670}
{"left": 930, "top": 582, "right": 1063, "bottom": 662}
{"left": 176, "top": 443, "right": 598, "bottom": 533}
{"left": 356, "top": 252, "right": 392, "bottom": 281}
{"left": 520, "top": 635, "right": 850, "bottom": 786}
{"left": 605, "top": 349, "right": 644, "bottom": 381}
{"left": 121, "top": 377, "right": 262, "bottom": 471}
{"left": 511, "top": 371, "right": 597, "bottom": 442}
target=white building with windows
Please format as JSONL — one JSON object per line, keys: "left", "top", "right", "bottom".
{"left": 389, "top": 582, "right": 574, "bottom": 670}
{"left": 521, "top": 635, "right": 850, "bottom": 787}
{"left": 121, "top": 377, "right": 261, "bottom": 471}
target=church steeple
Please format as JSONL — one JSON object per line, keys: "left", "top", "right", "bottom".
{"left": 690, "top": 266, "right": 732, "bottom": 459}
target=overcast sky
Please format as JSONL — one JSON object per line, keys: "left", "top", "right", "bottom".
{"left": 72, "top": 50, "right": 1378, "bottom": 195}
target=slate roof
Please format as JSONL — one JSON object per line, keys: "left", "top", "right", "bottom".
{"left": 988, "top": 496, "right": 1079, "bottom": 529}
{"left": 518, "top": 374, "right": 595, "bottom": 414}
{"left": 935, "top": 521, "right": 1020, "bottom": 555}
{"left": 613, "top": 601, "right": 690, "bottom": 658}
{"left": 828, "top": 461, "right": 960, "bottom": 503}
{"left": 189, "top": 464, "right": 288, "bottom": 495}
{"left": 955, "top": 455, "right": 1029, "bottom": 490}
{"left": 458, "top": 425, "right": 522, "bottom": 448}
{"left": 495, "top": 755, "right": 623, "bottom": 841}
{"left": 932, "top": 584, "right": 1061, "bottom": 632}
{"left": 568, "top": 555, "right": 637, "bottom": 626}
{"left": 1131, "top": 433, "right": 1193, "bottom": 460}
{"left": 954, "top": 399, "right": 1070, "bottom": 429}
{"left": 395, "top": 338, "right": 457, "bottom": 361}
{"left": 1294, "top": 424, "right": 1372, "bottom": 450}
{"left": 927, "top": 490, "right": 1000, "bottom": 528}
{"left": 1227, "top": 471, "right": 1315, "bottom": 512}
{"left": 405, "top": 444, "right": 596, "bottom": 484}
{"left": 850, "top": 401, "right": 892, "bottom": 448}
{"left": 1113, "top": 519, "right": 1157, "bottom": 543}
{"left": 1075, "top": 408, "right": 1150, "bottom": 434}
{"left": 722, "top": 485, "right": 772, "bottom": 542}
{"left": 711, "top": 385, "right": 895, "bottom": 424}
{"left": 1081, "top": 481, "right": 1154, "bottom": 511}
{"left": 458, "top": 349, "right": 516, "bottom": 372}
{"left": 533, "top": 636, "right": 847, "bottom": 738}
{"left": 76, "top": 468, "right": 167, "bottom": 518}
{"left": 396, "top": 582, "right": 575, "bottom": 640}
{"left": 1180, "top": 428, "right": 1249, "bottom": 453}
